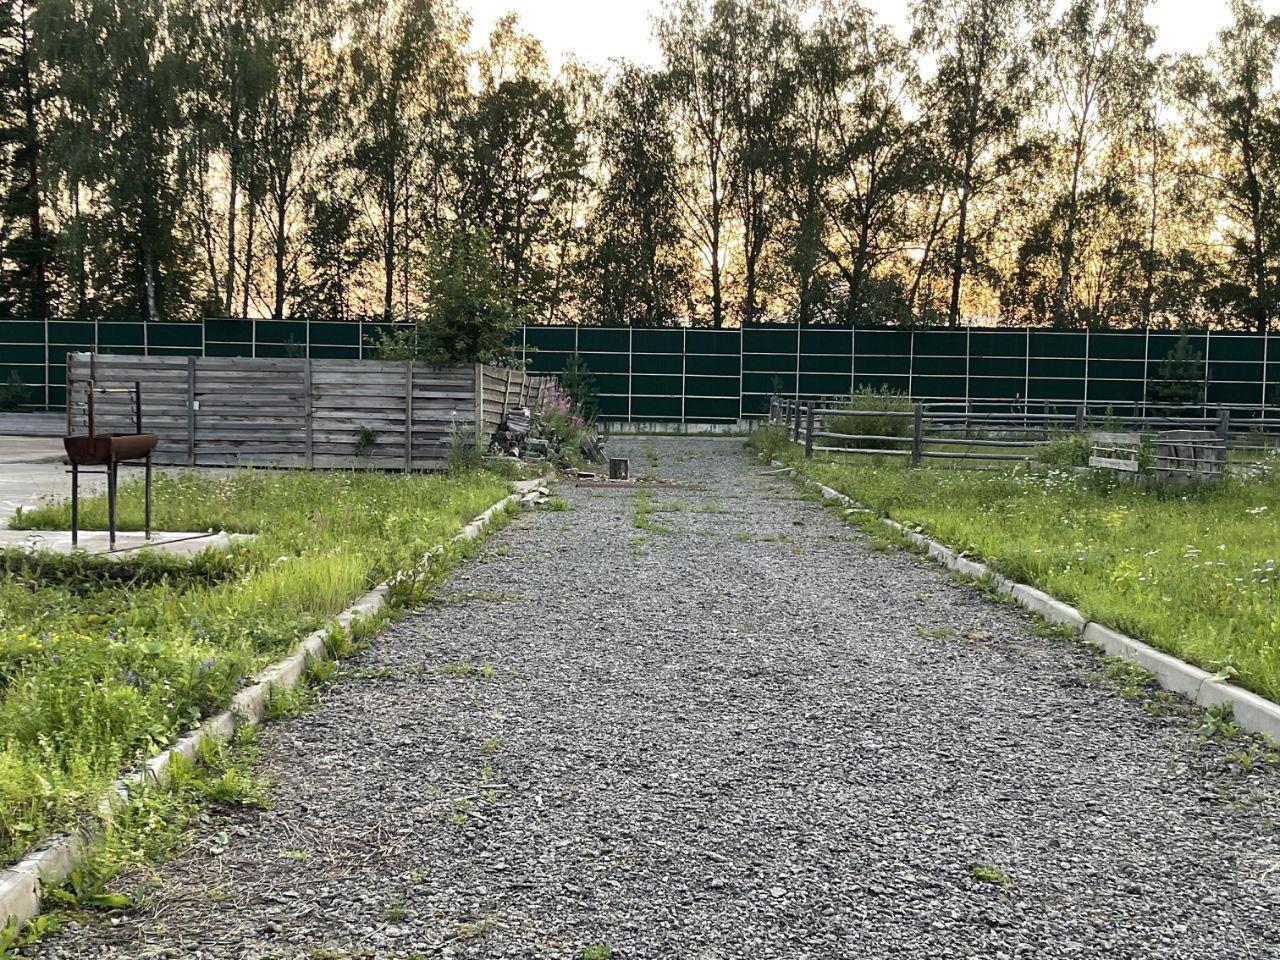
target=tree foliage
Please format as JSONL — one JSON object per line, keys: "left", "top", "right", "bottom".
{"left": 1, "top": 0, "right": 1279, "bottom": 333}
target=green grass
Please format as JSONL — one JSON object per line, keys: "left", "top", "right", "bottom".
{"left": 0, "top": 467, "right": 508, "bottom": 863}
{"left": 632, "top": 490, "right": 673, "bottom": 534}
{"left": 969, "top": 863, "right": 1011, "bottom": 887}
{"left": 751, "top": 425, "right": 1280, "bottom": 703}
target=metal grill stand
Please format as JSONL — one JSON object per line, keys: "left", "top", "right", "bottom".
{"left": 63, "top": 380, "right": 158, "bottom": 551}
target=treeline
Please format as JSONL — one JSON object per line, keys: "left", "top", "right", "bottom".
{"left": 2, "top": 0, "right": 1280, "bottom": 331}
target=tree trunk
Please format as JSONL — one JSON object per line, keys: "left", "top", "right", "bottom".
{"left": 383, "top": 191, "right": 395, "bottom": 321}
{"left": 1242, "top": 130, "right": 1269, "bottom": 334}
{"left": 908, "top": 185, "right": 947, "bottom": 319}
{"left": 240, "top": 191, "right": 255, "bottom": 317}
{"left": 1140, "top": 161, "right": 1158, "bottom": 328}
{"left": 222, "top": 0, "right": 241, "bottom": 316}
{"left": 1053, "top": 127, "right": 1087, "bottom": 327}
{"left": 947, "top": 162, "right": 972, "bottom": 328}
{"left": 143, "top": 245, "right": 159, "bottom": 322}
{"left": 708, "top": 151, "right": 724, "bottom": 328}
{"left": 17, "top": 12, "right": 49, "bottom": 318}
{"left": 273, "top": 189, "right": 288, "bottom": 321}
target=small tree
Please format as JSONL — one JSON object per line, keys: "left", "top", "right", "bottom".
{"left": 0, "top": 372, "right": 28, "bottom": 411}
{"left": 415, "top": 229, "right": 522, "bottom": 366}
{"left": 558, "top": 353, "right": 599, "bottom": 423}
{"left": 1149, "top": 335, "right": 1205, "bottom": 413}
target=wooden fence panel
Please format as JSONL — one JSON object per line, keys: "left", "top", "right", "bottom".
{"left": 66, "top": 354, "right": 536, "bottom": 471}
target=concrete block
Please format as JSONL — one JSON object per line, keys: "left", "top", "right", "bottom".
{"left": 1082, "top": 622, "right": 1133, "bottom": 659}
{"left": 818, "top": 484, "right": 852, "bottom": 505}
{"left": 951, "top": 557, "right": 990, "bottom": 580}
{"left": 24, "top": 834, "right": 83, "bottom": 886}
{"left": 232, "top": 684, "right": 268, "bottom": 723}
{"left": 926, "top": 541, "right": 956, "bottom": 564}
{"left": 1010, "top": 583, "right": 1087, "bottom": 633}
{"left": 0, "top": 866, "right": 41, "bottom": 926}
{"left": 1197, "top": 679, "right": 1280, "bottom": 741}
{"left": 991, "top": 575, "right": 1016, "bottom": 597}
{"left": 1129, "top": 644, "right": 1213, "bottom": 700}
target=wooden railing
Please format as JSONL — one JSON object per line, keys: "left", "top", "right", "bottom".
{"left": 768, "top": 395, "right": 1279, "bottom": 473}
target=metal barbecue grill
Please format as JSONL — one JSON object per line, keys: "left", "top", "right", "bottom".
{"left": 63, "top": 379, "right": 158, "bottom": 549}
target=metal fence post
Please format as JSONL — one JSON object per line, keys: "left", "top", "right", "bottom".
{"left": 1263, "top": 325, "right": 1271, "bottom": 414}
{"left": 805, "top": 403, "right": 815, "bottom": 458}
{"left": 911, "top": 403, "right": 923, "bottom": 466}
{"left": 681, "top": 327, "right": 688, "bottom": 425}
{"left": 42, "top": 313, "right": 48, "bottom": 407}
{"left": 1203, "top": 329, "right": 1211, "bottom": 417}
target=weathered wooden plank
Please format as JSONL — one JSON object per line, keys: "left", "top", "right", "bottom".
{"left": 1088, "top": 455, "right": 1140, "bottom": 472}
{"left": 1089, "top": 431, "right": 1141, "bottom": 445}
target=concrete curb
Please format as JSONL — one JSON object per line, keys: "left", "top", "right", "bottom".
{"left": 0, "top": 477, "right": 547, "bottom": 931}
{"left": 767, "top": 455, "right": 1280, "bottom": 744}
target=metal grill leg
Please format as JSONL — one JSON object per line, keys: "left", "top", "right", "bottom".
{"left": 71, "top": 462, "right": 79, "bottom": 547}
{"left": 107, "top": 461, "right": 117, "bottom": 551}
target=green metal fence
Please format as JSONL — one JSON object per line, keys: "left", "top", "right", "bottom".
{"left": 518, "top": 324, "right": 1279, "bottom": 422}
{"left": 3, "top": 317, "right": 1277, "bottom": 422}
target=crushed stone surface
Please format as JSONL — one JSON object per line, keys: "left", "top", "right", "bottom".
{"left": 36, "top": 437, "right": 1280, "bottom": 959}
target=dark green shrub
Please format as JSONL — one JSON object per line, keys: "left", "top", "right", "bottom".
{"left": 1149, "top": 336, "right": 1205, "bottom": 414}
{"left": 0, "top": 373, "right": 28, "bottom": 411}
{"left": 825, "top": 386, "right": 912, "bottom": 449}
{"left": 1036, "top": 432, "right": 1092, "bottom": 468}
{"left": 559, "top": 354, "right": 599, "bottom": 423}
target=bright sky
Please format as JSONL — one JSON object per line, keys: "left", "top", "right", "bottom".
{"left": 466, "top": 0, "right": 1280, "bottom": 69}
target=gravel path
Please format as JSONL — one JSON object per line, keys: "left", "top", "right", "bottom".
{"left": 38, "top": 437, "right": 1280, "bottom": 959}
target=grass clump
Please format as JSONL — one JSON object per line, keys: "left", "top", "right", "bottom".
{"left": 632, "top": 491, "right": 672, "bottom": 534}
{"left": 0, "top": 466, "right": 508, "bottom": 863}
{"left": 969, "top": 863, "right": 1011, "bottom": 887}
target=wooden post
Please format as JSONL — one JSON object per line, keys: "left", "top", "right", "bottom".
{"left": 1075, "top": 405, "right": 1086, "bottom": 432}
{"left": 911, "top": 403, "right": 923, "bottom": 466}
{"left": 804, "top": 403, "right": 815, "bottom": 458}
{"left": 793, "top": 401, "right": 802, "bottom": 442}
{"left": 186, "top": 356, "right": 197, "bottom": 466}
{"left": 403, "top": 360, "right": 413, "bottom": 472}
{"left": 1216, "top": 408, "right": 1230, "bottom": 440}
{"left": 474, "top": 364, "right": 485, "bottom": 444}
{"left": 304, "top": 358, "right": 314, "bottom": 469}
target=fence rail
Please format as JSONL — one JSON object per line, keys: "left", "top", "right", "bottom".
{"left": 769, "top": 396, "right": 1280, "bottom": 472}
{"left": 4, "top": 318, "right": 1280, "bottom": 423}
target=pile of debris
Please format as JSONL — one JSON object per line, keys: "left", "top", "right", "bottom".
{"left": 488, "top": 406, "right": 606, "bottom": 470}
